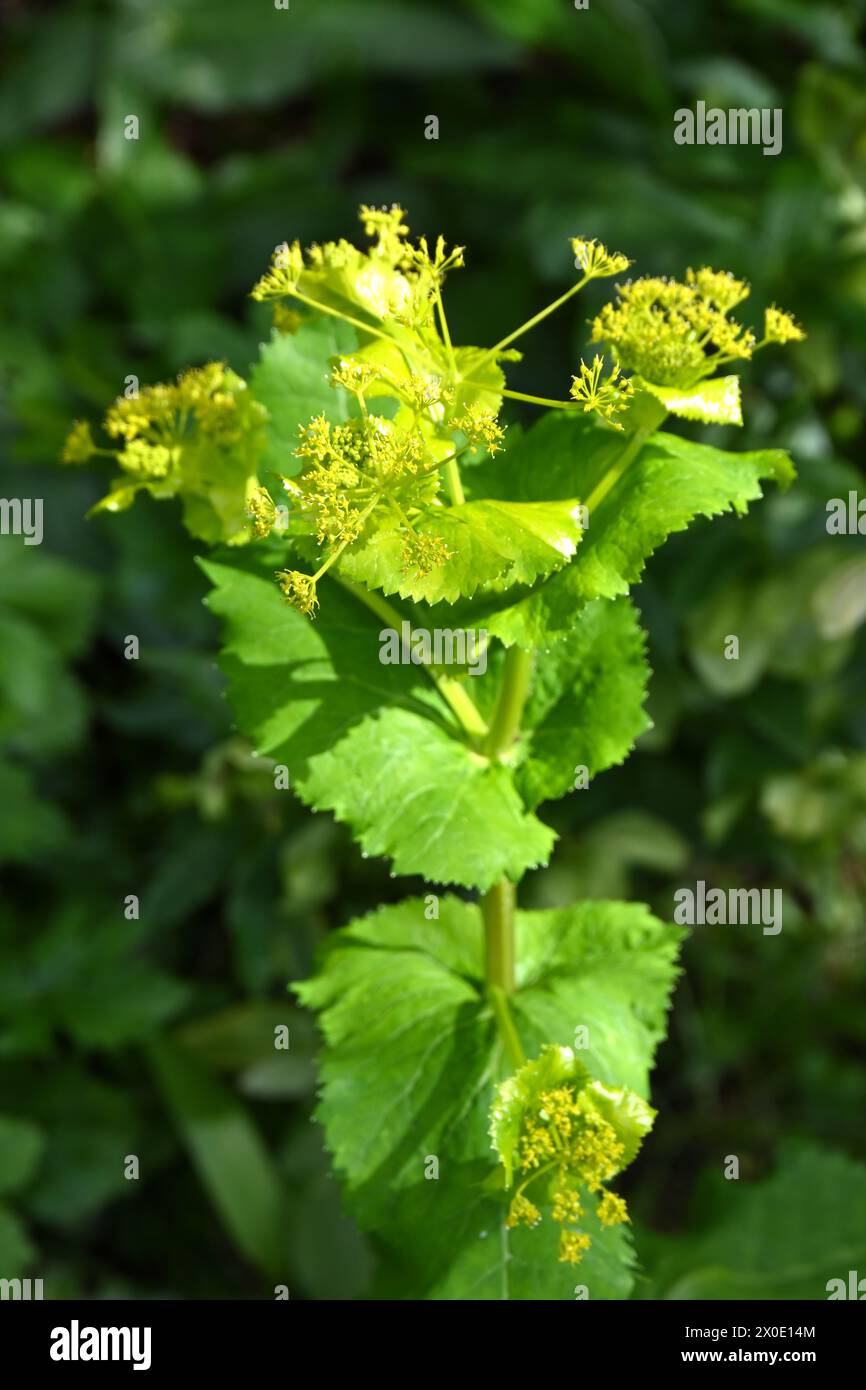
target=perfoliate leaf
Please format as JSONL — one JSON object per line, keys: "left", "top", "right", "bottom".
{"left": 636, "top": 374, "right": 743, "bottom": 425}
{"left": 577, "top": 1080, "right": 656, "bottom": 1168}
{"left": 455, "top": 413, "right": 794, "bottom": 648}
{"left": 517, "top": 596, "right": 651, "bottom": 808}
{"left": 339, "top": 497, "right": 584, "bottom": 604}
{"left": 296, "top": 895, "right": 681, "bottom": 1299}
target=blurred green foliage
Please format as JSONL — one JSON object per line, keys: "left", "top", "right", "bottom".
{"left": 0, "top": 0, "right": 864, "bottom": 1298}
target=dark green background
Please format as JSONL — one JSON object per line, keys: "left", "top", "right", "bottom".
{"left": 1, "top": 0, "right": 865, "bottom": 1299}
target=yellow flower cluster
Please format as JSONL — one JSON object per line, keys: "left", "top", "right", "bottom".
{"left": 276, "top": 409, "right": 455, "bottom": 613}
{"left": 246, "top": 485, "right": 277, "bottom": 540}
{"left": 591, "top": 273, "right": 756, "bottom": 389}
{"left": 401, "top": 531, "right": 452, "bottom": 577}
{"left": 61, "top": 419, "right": 95, "bottom": 464}
{"left": 251, "top": 205, "right": 465, "bottom": 335}
{"left": 60, "top": 363, "right": 268, "bottom": 544}
{"left": 275, "top": 569, "right": 319, "bottom": 616}
{"left": 571, "top": 237, "right": 631, "bottom": 279}
{"left": 289, "top": 413, "right": 432, "bottom": 541}
{"left": 505, "top": 1194, "right": 541, "bottom": 1230}
{"left": 506, "top": 1081, "right": 630, "bottom": 1266}
{"left": 569, "top": 355, "right": 634, "bottom": 429}
{"left": 764, "top": 304, "right": 806, "bottom": 344}
{"left": 117, "top": 439, "right": 173, "bottom": 479}
{"left": 65, "top": 364, "right": 264, "bottom": 479}
{"left": 453, "top": 406, "right": 506, "bottom": 454}
{"left": 590, "top": 268, "right": 804, "bottom": 391}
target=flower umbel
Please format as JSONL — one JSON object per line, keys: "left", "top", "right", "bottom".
{"left": 490, "top": 1046, "right": 653, "bottom": 1272}
{"left": 763, "top": 305, "right": 806, "bottom": 344}
{"left": 61, "top": 420, "right": 95, "bottom": 465}
{"left": 570, "top": 355, "right": 634, "bottom": 429}
{"left": 591, "top": 268, "right": 804, "bottom": 393}
{"left": 452, "top": 406, "right": 506, "bottom": 454}
{"left": 571, "top": 237, "right": 631, "bottom": 279}
{"left": 276, "top": 569, "right": 318, "bottom": 616}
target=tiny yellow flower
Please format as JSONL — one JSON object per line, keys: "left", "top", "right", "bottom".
{"left": 559, "top": 1230, "right": 592, "bottom": 1265}
{"left": 764, "top": 305, "right": 806, "bottom": 344}
{"left": 61, "top": 420, "right": 95, "bottom": 465}
{"left": 276, "top": 570, "right": 318, "bottom": 616}
{"left": 570, "top": 355, "right": 634, "bottom": 429}
{"left": 452, "top": 407, "right": 506, "bottom": 454}
{"left": 597, "top": 1190, "right": 630, "bottom": 1228}
{"left": 506, "top": 1193, "right": 542, "bottom": 1229}
{"left": 570, "top": 237, "right": 631, "bottom": 279}
{"left": 118, "top": 440, "right": 173, "bottom": 479}
{"left": 247, "top": 486, "right": 276, "bottom": 540}
{"left": 250, "top": 240, "right": 304, "bottom": 301}
{"left": 686, "top": 267, "right": 750, "bottom": 312}
{"left": 551, "top": 1186, "right": 583, "bottom": 1225}
{"left": 401, "top": 531, "right": 452, "bottom": 577}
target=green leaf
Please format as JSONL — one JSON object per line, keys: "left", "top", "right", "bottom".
{"left": 149, "top": 1038, "right": 287, "bottom": 1278}
{"left": 300, "top": 706, "right": 555, "bottom": 889}
{"left": 0, "top": 1116, "right": 44, "bottom": 1195}
{"left": 458, "top": 413, "right": 793, "bottom": 648}
{"left": 642, "top": 1145, "right": 866, "bottom": 1300}
{"left": 200, "top": 549, "right": 438, "bottom": 776}
{"left": 0, "top": 758, "right": 68, "bottom": 865}
{"left": 201, "top": 549, "right": 554, "bottom": 889}
{"left": 296, "top": 894, "right": 681, "bottom": 1298}
{"left": 636, "top": 374, "right": 743, "bottom": 425}
{"left": 250, "top": 319, "right": 358, "bottom": 474}
{"left": 517, "top": 597, "right": 651, "bottom": 808}
{"left": 340, "top": 497, "right": 584, "bottom": 604}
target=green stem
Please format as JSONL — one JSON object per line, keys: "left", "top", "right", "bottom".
{"left": 472, "top": 275, "right": 590, "bottom": 372}
{"left": 583, "top": 399, "right": 667, "bottom": 515}
{"left": 479, "top": 642, "right": 535, "bottom": 1043}
{"left": 288, "top": 289, "right": 396, "bottom": 348}
{"left": 484, "top": 646, "right": 533, "bottom": 760}
{"left": 462, "top": 381, "right": 581, "bottom": 410}
{"left": 443, "top": 454, "right": 465, "bottom": 505}
{"left": 482, "top": 882, "right": 518, "bottom": 1001}
{"left": 488, "top": 983, "right": 524, "bottom": 1069}
{"left": 330, "top": 574, "right": 488, "bottom": 743}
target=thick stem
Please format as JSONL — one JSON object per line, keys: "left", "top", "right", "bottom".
{"left": 484, "top": 646, "right": 533, "bottom": 760}
{"left": 482, "top": 880, "right": 517, "bottom": 998}
{"left": 443, "top": 454, "right": 465, "bottom": 506}
{"left": 480, "top": 642, "right": 535, "bottom": 1025}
